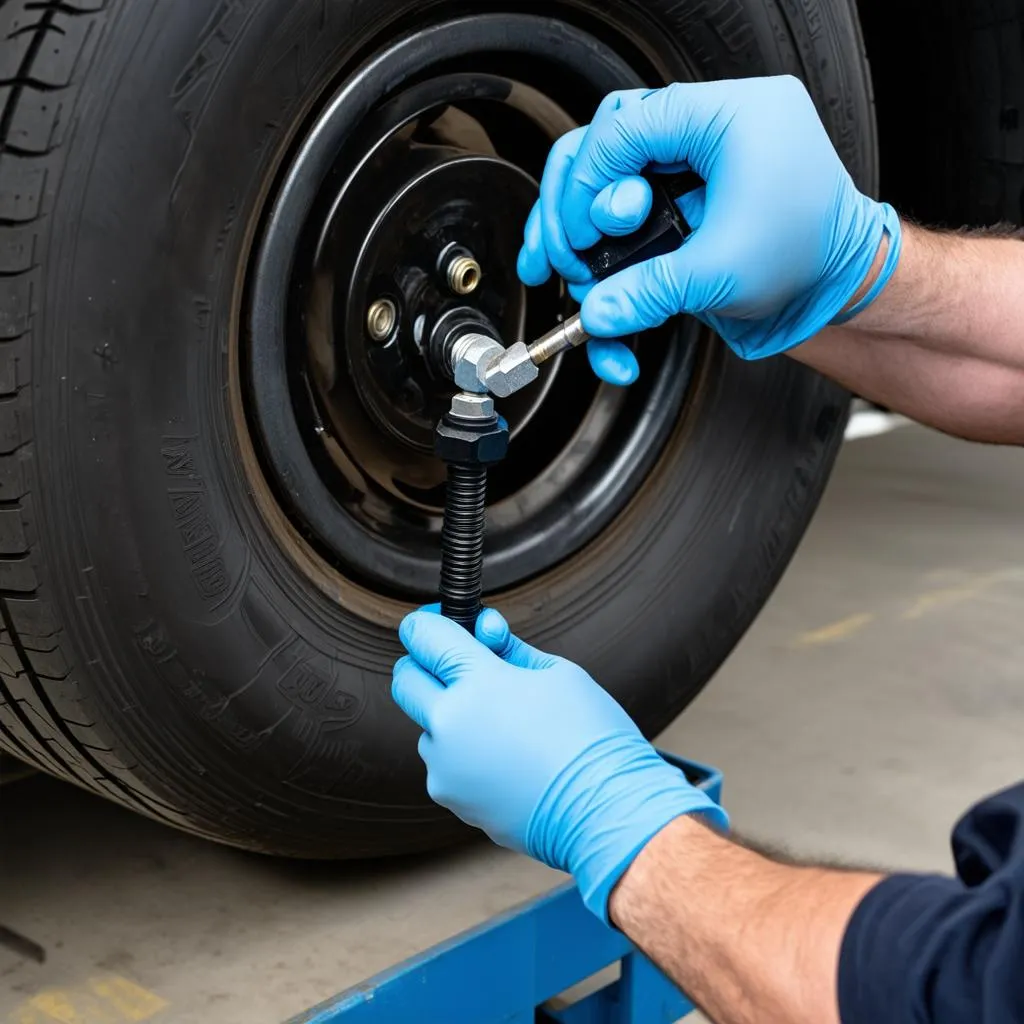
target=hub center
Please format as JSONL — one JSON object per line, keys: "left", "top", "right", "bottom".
{"left": 345, "top": 154, "right": 536, "bottom": 450}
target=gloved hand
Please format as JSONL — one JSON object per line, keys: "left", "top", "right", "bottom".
{"left": 392, "top": 608, "right": 727, "bottom": 922}
{"left": 517, "top": 76, "right": 902, "bottom": 374}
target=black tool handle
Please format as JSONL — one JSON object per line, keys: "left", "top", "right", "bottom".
{"left": 578, "top": 171, "right": 701, "bottom": 281}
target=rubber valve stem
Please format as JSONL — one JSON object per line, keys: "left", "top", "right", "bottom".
{"left": 438, "top": 462, "right": 489, "bottom": 631}
{"left": 434, "top": 395, "right": 509, "bottom": 632}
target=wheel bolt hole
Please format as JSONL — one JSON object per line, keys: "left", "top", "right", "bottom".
{"left": 445, "top": 253, "right": 482, "bottom": 296}
{"left": 366, "top": 298, "right": 398, "bottom": 342}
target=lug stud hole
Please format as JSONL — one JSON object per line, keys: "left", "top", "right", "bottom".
{"left": 367, "top": 298, "right": 398, "bottom": 342}
{"left": 446, "top": 255, "right": 482, "bottom": 296}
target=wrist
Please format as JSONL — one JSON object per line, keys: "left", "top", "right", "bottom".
{"left": 610, "top": 815, "right": 883, "bottom": 1024}
{"left": 831, "top": 219, "right": 939, "bottom": 337}
{"left": 527, "top": 736, "right": 728, "bottom": 922}
{"left": 609, "top": 813, "right": 718, "bottom": 928}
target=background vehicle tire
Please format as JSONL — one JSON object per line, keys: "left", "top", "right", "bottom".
{"left": 861, "top": 0, "right": 1024, "bottom": 228}
{"left": 0, "top": 0, "right": 869, "bottom": 857}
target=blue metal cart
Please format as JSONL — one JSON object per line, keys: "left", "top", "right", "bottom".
{"left": 290, "top": 755, "right": 721, "bottom": 1024}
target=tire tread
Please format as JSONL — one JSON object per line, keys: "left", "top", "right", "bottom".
{"left": 0, "top": 0, "right": 174, "bottom": 823}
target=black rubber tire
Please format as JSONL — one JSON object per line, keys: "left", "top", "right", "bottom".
{"left": 0, "top": 0, "right": 870, "bottom": 857}
{"left": 861, "top": 0, "right": 1024, "bottom": 227}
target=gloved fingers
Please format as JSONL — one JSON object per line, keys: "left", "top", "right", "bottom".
{"left": 391, "top": 656, "right": 444, "bottom": 732}
{"left": 399, "top": 609, "right": 498, "bottom": 686}
{"left": 561, "top": 89, "right": 651, "bottom": 250}
{"left": 589, "top": 176, "right": 653, "bottom": 237}
{"left": 580, "top": 231, "right": 723, "bottom": 337}
{"left": 677, "top": 186, "right": 706, "bottom": 231}
{"left": 568, "top": 279, "right": 595, "bottom": 304}
{"left": 475, "top": 608, "right": 561, "bottom": 670}
{"left": 417, "top": 733, "right": 441, "bottom": 785}
{"left": 417, "top": 602, "right": 442, "bottom": 614}
{"left": 586, "top": 339, "right": 639, "bottom": 386}
{"left": 538, "top": 127, "right": 593, "bottom": 284}
{"left": 517, "top": 201, "right": 552, "bottom": 287}
{"left": 562, "top": 84, "right": 712, "bottom": 251}
{"left": 474, "top": 607, "right": 511, "bottom": 651}
{"left": 495, "top": 632, "right": 563, "bottom": 671}
{"left": 589, "top": 174, "right": 705, "bottom": 239}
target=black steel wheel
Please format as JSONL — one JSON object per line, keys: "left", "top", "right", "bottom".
{"left": 0, "top": 0, "right": 869, "bottom": 856}
{"left": 245, "top": 19, "right": 698, "bottom": 596}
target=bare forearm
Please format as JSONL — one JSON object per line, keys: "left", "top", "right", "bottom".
{"left": 609, "top": 816, "right": 882, "bottom": 1024}
{"left": 791, "top": 223, "right": 1024, "bottom": 444}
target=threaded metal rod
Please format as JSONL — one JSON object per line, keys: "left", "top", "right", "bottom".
{"left": 439, "top": 462, "right": 488, "bottom": 631}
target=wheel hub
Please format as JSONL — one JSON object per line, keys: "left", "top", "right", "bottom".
{"left": 341, "top": 150, "right": 538, "bottom": 451}
{"left": 244, "top": 15, "right": 699, "bottom": 597}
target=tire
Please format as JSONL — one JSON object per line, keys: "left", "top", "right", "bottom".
{"left": 861, "top": 0, "right": 1024, "bottom": 227}
{"left": 0, "top": 0, "right": 869, "bottom": 857}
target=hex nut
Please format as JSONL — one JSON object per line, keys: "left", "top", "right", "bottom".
{"left": 449, "top": 392, "right": 495, "bottom": 420}
{"left": 434, "top": 415, "right": 510, "bottom": 465}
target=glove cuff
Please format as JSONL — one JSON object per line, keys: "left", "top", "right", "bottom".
{"left": 830, "top": 205, "right": 902, "bottom": 325}
{"left": 525, "top": 734, "right": 729, "bottom": 924}
{"left": 725, "top": 198, "right": 902, "bottom": 360}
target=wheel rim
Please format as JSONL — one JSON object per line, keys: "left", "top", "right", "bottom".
{"left": 244, "top": 13, "right": 700, "bottom": 598}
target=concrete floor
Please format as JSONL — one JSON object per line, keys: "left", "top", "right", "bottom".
{"left": 3, "top": 423, "right": 1024, "bottom": 1023}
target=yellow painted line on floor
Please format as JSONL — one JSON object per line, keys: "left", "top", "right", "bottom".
{"left": 902, "top": 567, "right": 1024, "bottom": 621}
{"left": 8, "top": 976, "right": 167, "bottom": 1024}
{"left": 792, "top": 612, "right": 874, "bottom": 648}
{"left": 85, "top": 979, "right": 166, "bottom": 1022}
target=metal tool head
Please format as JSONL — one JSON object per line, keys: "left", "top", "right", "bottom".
{"left": 481, "top": 342, "right": 539, "bottom": 398}
{"left": 449, "top": 333, "right": 505, "bottom": 394}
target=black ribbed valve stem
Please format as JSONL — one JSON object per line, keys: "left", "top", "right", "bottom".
{"left": 434, "top": 394, "right": 510, "bottom": 633}
{"left": 439, "top": 463, "right": 488, "bottom": 631}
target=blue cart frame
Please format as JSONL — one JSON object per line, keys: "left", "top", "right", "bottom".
{"left": 290, "top": 754, "right": 721, "bottom": 1024}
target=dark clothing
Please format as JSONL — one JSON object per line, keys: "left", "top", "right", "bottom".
{"left": 839, "top": 782, "right": 1024, "bottom": 1022}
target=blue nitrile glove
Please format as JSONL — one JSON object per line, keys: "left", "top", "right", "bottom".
{"left": 517, "top": 76, "right": 902, "bottom": 373}
{"left": 518, "top": 126, "right": 642, "bottom": 386}
{"left": 392, "top": 608, "right": 727, "bottom": 922}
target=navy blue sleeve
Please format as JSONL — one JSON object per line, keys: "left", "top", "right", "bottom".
{"left": 838, "top": 782, "right": 1024, "bottom": 1023}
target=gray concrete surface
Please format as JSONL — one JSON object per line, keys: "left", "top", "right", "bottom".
{"left": 2, "top": 423, "right": 1024, "bottom": 1023}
